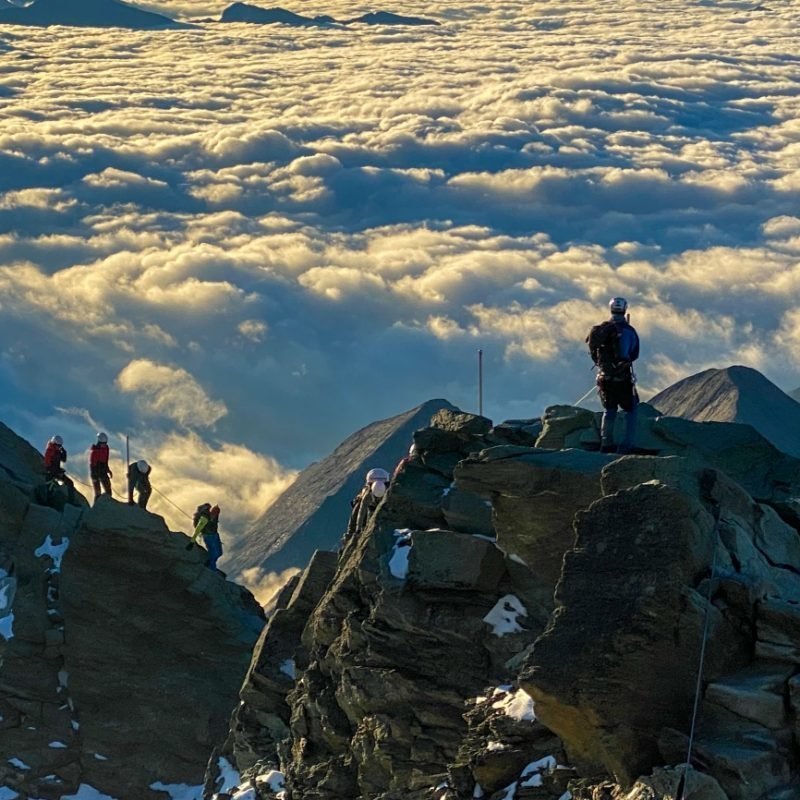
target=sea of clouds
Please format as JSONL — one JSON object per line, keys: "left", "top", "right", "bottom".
{"left": 1, "top": 0, "right": 800, "bottom": 557}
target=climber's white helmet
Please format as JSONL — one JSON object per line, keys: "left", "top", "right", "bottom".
{"left": 609, "top": 297, "right": 628, "bottom": 315}
{"left": 366, "top": 467, "right": 390, "bottom": 484}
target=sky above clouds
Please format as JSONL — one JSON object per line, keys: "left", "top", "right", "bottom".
{"left": 2, "top": 0, "right": 800, "bottom": 553}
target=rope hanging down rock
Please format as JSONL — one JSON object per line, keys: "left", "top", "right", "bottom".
{"left": 678, "top": 505, "right": 721, "bottom": 800}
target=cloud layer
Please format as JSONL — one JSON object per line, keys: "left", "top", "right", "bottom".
{"left": 2, "top": 0, "right": 800, "bottom": 576}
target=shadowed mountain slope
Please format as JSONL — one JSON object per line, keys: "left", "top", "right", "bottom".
{"left": 227, "top": 398, "right": 455, "bottom": 577}
{"left": 649, "top": 365, "right": 800, "bottom": 457}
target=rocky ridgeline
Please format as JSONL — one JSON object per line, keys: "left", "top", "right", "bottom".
{"left": 0, "top": 421, "right": 265, "bottom": 799}
{"left": 210, "top": 404, "right": 800, "bottom": 800}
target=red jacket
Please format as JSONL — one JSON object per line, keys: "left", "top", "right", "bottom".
{"left": 90, "top": 443, "right": 110, "bottom": 468}
{"left": 44, "top": 442, "right": 66, "bottom": 471}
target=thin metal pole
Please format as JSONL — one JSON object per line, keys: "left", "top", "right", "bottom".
{"left": 478, "top": 349, "right": 484, "bottom": 416}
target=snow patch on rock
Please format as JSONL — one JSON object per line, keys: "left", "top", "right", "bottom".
{"left": 491, "top": 687, "right": 536, "bottom": 722}
{"left": 150, "top": 782, "right": 203, "bottom": 800}
{"left": 388, "top": 529, "right": 412, "bottom": 579}
{"left": 34, "top": 534, "right": 70, "bottom": 571}
{"left": 483, "top": 594, "right": 527, "bottom": 635}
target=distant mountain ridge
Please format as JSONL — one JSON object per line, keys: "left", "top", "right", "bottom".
{"left": 219, "top": 3, "right": 440, "bottom": 26}
{"left": 0, "top": 0, "right": 181, "bottom": 28}
{"left": 649, "top": 365, "right": 800, "bottom": 457}
{"left": 226, "top": 398, "right": 455, "bottom": 576}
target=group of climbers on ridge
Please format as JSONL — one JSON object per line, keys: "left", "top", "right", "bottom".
{"left": 38, "top": 297, "right": 639, "bottom": 569}
{"left": 45, "top": 432, "right": 152, "bottom": 507}
{"left": 41, "top": 432, "right": 224, "bottom": 573}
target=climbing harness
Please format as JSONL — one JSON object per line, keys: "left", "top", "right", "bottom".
{"left": 677, "top": 506, "right": 721, "bottom": 800}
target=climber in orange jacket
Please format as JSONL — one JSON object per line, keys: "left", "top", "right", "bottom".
{"left": 89, "top": 432, "right": 113, "bottom": 500}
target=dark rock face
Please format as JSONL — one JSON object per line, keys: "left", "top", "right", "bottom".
{"left": 215, "top": 394, "right": 800, "bottom": 800}
{"left": 0, "top": 423, "right": 265, "bottom": 799}
{"left": 0, "top": 0, "right": 180, "bottom": 29}
{"left": 231, "top": 399, "right": 455, "bottom": 577}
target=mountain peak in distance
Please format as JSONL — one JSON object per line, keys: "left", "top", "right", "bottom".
{"left": 650, "top": 365, "right": 800, "bottom": 457}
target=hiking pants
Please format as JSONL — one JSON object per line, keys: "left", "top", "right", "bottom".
{"left": 91, "top": 465, "right": 112, "bottom": 498}
{"left": 129, "top": 480, "right": 151, "bottom": 509}
{"left": 598, "top": 377, "right": 638, "bottom": 451}
{"left": 203, "top": 533, "right": 223, "bottom": 571}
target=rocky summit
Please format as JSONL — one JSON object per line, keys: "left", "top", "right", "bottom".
{"left": 210, "top": 398, "right": 800, "bottom": 800}
{"left": 0, "top": 421, "right": 265, "bottom": 799}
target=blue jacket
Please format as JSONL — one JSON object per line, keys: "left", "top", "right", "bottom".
{"left": 611, "top": 314, "right": 640, "bottom": 362}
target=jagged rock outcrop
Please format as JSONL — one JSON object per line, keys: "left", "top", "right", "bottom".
{"left": 230, "top": 399, "right": 455, "bottom": 577}
{"left": 0, "top": 421, "right": 265, "bottom": 799}
{"left": 213, "top": 390, "right": 800, "bottom": 800}
{"left": 650, "top": 365, "right": 800, "bottom": 457}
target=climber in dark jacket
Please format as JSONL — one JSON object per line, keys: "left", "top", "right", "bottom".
{"left": 588, "top": 296, "right": 640, "bottom": 454}
{"left": 345, "top": 468, "right": 390, "bottom": 543}
{"left": 127, "top": 460, "right": 152, "bottom": 509}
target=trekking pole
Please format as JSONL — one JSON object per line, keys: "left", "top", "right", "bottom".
{"left": 478, "top": 349, "right": 484, "bottom": 417}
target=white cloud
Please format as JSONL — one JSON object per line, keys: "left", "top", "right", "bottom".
{"left": 116, "top": 359, "right": 227, "bottom": 427}
{"left": 3, "top": 0, "right": 800, "bottom": 562}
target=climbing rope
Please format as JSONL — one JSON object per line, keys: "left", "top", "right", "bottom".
{"left": 571, "top": 384, "right": 598, "bottom": 408}
{"left": 678, "top": 506, "right": 721, "bottom": 800}
{"left": 151, "top": 485, "right": 193, "bottom": 522}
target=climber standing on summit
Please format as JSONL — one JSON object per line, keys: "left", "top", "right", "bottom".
{"left": 89, "top": 432, "right": 113, "bottom": 500}
{"left": 127, "top": 459, "right": 152, "bottom": 509}
{"left": 586, "top": 297, "right": 640, "bottom": 454}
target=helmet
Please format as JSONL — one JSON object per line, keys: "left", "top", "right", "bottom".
{"left": 97, "top": 432, "right": 108, "bottom": 444}
{"left": 136, "top": 460, "right": 150, "bottom": 473}
{"left": 366, "top": 467, "right": 390, "bottom": 484}
{"left": 51, "top": 435, "right": 63, "bottom": 446}
{"left": 609, "top": 297, "right": 628, "bottom": 315}
{"left": 370, "top": 480, "right": 387, "bottom": 499}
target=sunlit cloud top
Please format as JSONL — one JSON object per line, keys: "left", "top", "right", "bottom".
{"left": 1, "top": 0, "right": 800, "bottom": 554}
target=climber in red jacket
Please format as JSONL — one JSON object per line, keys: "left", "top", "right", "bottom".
{"left": 89, "top": 432, "right": 113, "bottom": 500}
{"left": 43, "top": 435, "right": 76, "bottom": 502}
